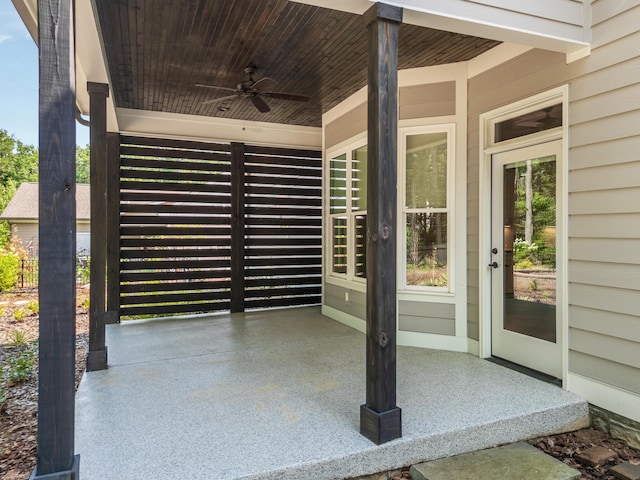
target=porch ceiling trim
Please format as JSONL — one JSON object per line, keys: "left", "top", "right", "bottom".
{"left": 116, "top": 108, "right": 322, "bottom": 149}
{"left": 293, "top": 0, "right": 592, "bottom": 62}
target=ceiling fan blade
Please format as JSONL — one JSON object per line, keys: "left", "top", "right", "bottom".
{"left": 263, "top": 92, "right": 310, "bottom": 102}
{"left": 201, "top": 94, "right": 238, "bottom": 105}
{"left": 251, "top": 95, "right": 271, "bottom": 113}
{"left": 195, "top": 83, "right": 237, "bottom": 93}
{"left": 252, "top": 77, "right": 278, "bottom": 93}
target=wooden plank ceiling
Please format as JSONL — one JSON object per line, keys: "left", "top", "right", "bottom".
{"left": 95, "top": 0, "right": 500, "bottom": 127}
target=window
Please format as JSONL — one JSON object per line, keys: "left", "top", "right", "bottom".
{"left": 401, "top": 127, "right": 453, "bottom": 290}
{"left": 327, "top": 142, "right": 367, "bottom": 280}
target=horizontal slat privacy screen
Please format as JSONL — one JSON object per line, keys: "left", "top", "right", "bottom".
{"left": 119, "top": 136, "right": 322, "bottom": 318}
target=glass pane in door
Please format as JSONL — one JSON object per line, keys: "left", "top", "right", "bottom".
{"left": 502, "top": 156, "right": 556, "bottom": 342}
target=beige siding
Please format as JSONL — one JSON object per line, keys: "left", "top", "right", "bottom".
{"left": 12, "top": 222, "right": 38, "bottom": 250}
{"left": 399, "top": 301, "right": 455, "bottom": 335}
{"left": 325, "top": 103, "right": 366, "bottom": 150}
{"left": 323, "top": 282, "right": 366, "bottom": 320}
{"left": 399, "top": 81, "right": 455, "bottom": 119}
{"left": 467, "top": 1, "right": 640, "bottom": 395}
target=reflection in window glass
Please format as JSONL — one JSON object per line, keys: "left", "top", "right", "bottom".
{"left": 495, "top": 103, "right": 562, "bottom": 143}
{"left": 354, "top": 214, "right": 366, "bottom": 278}
{"left": 404, "top": 131, "right": 448, "bottom": 288}
{"left": 352, "top": 145, "right": 367, "bottom": 211}
{"left": 406, "top": 212, "right": 447, "bottom": 287}
{"left": 406, "top": 132, "right": 447, "bottom": 209}
{"left": 330, "top": 154, "right": 347, "bottom": 214}
{"left": 332, "top": 216, "right": 347, "bottom": 274}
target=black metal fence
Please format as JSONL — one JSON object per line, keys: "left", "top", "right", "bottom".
{"left": 18, "top": 257, "right": 38, "bottom": 289}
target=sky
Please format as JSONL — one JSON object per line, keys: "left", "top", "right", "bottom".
{"left": 0, "top": 0, "right": 90, "bottom": 147}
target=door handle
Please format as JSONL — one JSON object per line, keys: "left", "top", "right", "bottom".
{"left": 488, "top": 261, "right": 499, "bottom": 269}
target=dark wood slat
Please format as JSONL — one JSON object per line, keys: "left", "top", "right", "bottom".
{"left": 245, "top": 295, "right": 321, "bottom": 310}
{"left": 244, "top": 173, "right": 321, "bottom": 187}
{"left": 121, "top": 270, "right": 231, "bottom": 282}
{"left": 245, "top": 266, "right": 321, "bottom": 277}
{"left": 120, "top": 259, "right": 230, "bottom": 271}
{"left": 245, "top": 257, "right": 321, "bottom": 267}
{"left": 121, "top": 146, "right": 232, "bottom": 164}
{"left": 245, "top": 226, "right": 321, "bottom": 236}
{"left": 245, "top": 195, "right": 321, "bottom": 207}
{"left": 244, "top": 144, "right": 321, "bottom": 159}
{"left": 244, "top": 216, "right": 321, "bottom": 227}
{"left": 120, "top": 248, "right": 231, "bottom": 259}
{"left": 121, "top": 135, "right": 231, "bottom": 152}
{"left": 246, "top": 236, "right": 322, "bottom": 247}
{"left": 244, "top": 276, "right": 321, "bottom": 287}
{"left": 243, "top": 163, "right": 323, "bottom": 179}
{"left": 244, "top": 154, "right": 322, "bottom": 169}
{"left": 120, "top": 191, "right": 230, "bottom": 204}
{"left": 121, "top": 237, "right": 231, "bottom": 247}
{"left": 121, "top": 203, "right": 231, "bottom": 214}
{"left": 120, "top": 215, "right": 231, "bottom": 225}
{"left": 245, "top": 206, "right": 321, "bottom": 217}
{"left": 120, "top": 290, "right": 230, "bottom": 305}
{"left": 120, "top": 180, "right": 231, "bottom": 194}
{"left": 35, "top": 0, "right": 78, "bottom": 475}
{"left": 120, "top": 280, "right": 231, "bottom": 293}
{"left": 244, "top": 184, "right": 322, "bottom": 198}
{"left": 246, "top": 247, "right": 321, "bottom": 257}
{"left": 230, "top": 142, "right": 245, "bottom": 313}
{"left": 121, "top": 226, "right": 231, "bottom": 236}
{"left": 120, "top": 301, "right": 231, "bottom": 317}
{"left": 120, "top": 168, "right": 230, "bottom": 183}
{"left": 244, "top": 285, "right": 321, "bottom": 298}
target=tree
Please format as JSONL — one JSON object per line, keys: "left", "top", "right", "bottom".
{"left": 0, "top": 130, "right": 39, "bottom": 245}
{"left": 76, "top": 144, "right": 90, "bottom": 183}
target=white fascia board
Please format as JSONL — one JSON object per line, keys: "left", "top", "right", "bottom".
{"left": 117, "top": 108, "right": 322, "bottom": 149}
{"left": 402, "top": 7, "right": 590, "bottom": 63}
{"left": 10, "top": 0, "right": 37, "bottom": 43}
{"left": 288, "top": 0, "right": 371, "bottom": 15}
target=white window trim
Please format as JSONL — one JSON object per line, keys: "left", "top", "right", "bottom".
{"left": 325, "top": 133, "right": 368, "bottom": 287}
{"left": 478, "top": 85, "right": 569, "bottom": 387}
{"left": 398, "top": 123, "right": 456, "bottom": 295}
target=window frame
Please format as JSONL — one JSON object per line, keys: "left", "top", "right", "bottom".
{"left": 398, "top": 123, "right": 456, "bottom": 293}
{"left": 326, "top": 133, "right": 368, "bottom": 285}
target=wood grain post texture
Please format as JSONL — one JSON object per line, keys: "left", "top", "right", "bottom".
{"left": 34, "top": 0, "right": 80, "bottom": 477}
{"left": 360, "top": 2, "right": 403, "bottom": 445}
{"left": 105, "top": 133, "right": 121, "bottom": 323}
{"left": 230, "top": 142, "right": 245, "bottom": 313}
{"left": 86, "top": 82, "right": 110, "bottom": 372}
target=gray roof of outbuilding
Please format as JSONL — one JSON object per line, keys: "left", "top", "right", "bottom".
{"left": 0, "top": 182, "right": 91, "bottom": 221}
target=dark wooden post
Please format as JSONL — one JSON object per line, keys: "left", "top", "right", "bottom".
{"left": 106, "top": 132, "right": 121, "bottom": 323}
{"left": 34, "top": 0, "right": 80, "bottom": 477}
{"left": 87, "top": 82, "right": 109, "bottom": 371}
{"left": 360, "top": 2, "right": 403, "bottom": 445}
{"left": 230, "top": 142, "right": 245, "bottom": 312}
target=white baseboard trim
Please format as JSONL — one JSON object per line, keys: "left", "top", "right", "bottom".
{"left": 567, "top": 373, "right": 640, "bottom": 424}
{"left": 397, "top": 331, "right": 469, "bottom": 352}
{"left": 321, "top": 305, "right": 366, "bottom": 333}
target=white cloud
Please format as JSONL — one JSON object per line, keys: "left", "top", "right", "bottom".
{"left": 0, "top": 34, "right": 12, "bottom": 44}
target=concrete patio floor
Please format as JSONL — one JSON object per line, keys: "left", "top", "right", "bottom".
{"left": 75, "top": 306, "right": 588, "bottom": 479}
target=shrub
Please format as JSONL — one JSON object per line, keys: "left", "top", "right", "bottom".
{"left": 27, "top": 300, "right": 39, "bottom": 314}
{"left": 6, "top": 349, "right": 35, "bottom": 385}
{"left": 0, "top": 250, "right": 20, "bottom": 291}
{"left": 8, "top": 330, "right": 28, "bottom": 347}
{"left": 13, "top": 308, "right": 25, "bottom": 321}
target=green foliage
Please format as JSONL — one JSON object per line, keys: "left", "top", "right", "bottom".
{"left": 80, "top": 296, "right": 90, "bottom": 309}
{"left": 13, "top": 308, "right": 25, "bottom": 321}
{"left": 77, "top": 256, "right": 91, "bottom": 284}
{"left": 0, "top": 250, "right": 20, "bottom": 291}
{"left": 26, "top": 300, "right": 39, "bottom": 314}
{"left": 8, "top": 330, "right": 28, "bottom": 347}
{"left": 6, "top": 348, "right": 35, "bottom": 385}
{"left": 530, "top": 279, "right": 538, "bottom": 291}
{"left": 76, "top": 144, "right": 90, "bottom": 183}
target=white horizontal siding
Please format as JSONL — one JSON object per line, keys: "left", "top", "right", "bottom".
{"left": 570, "top": 260, "right": 640, "bottom": 291}
{"left": 569, "top": 238, "right": 640, "bottom": 264}
{"left": 571, "top": 305, "right": 640, "bottom": 343}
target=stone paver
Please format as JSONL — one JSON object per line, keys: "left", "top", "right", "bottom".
{"left": 610, "top": 461, "right": 640, "bottom": 480}
{"left": 575, "top": 446, "right": 619, "bottom": 467}
{"left": 410, "top": 442, "right": 580, "bottom": 480}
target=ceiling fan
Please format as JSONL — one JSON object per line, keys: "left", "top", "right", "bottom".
{"left": 196, "top": 64, "right": 310, "bottom": 113}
